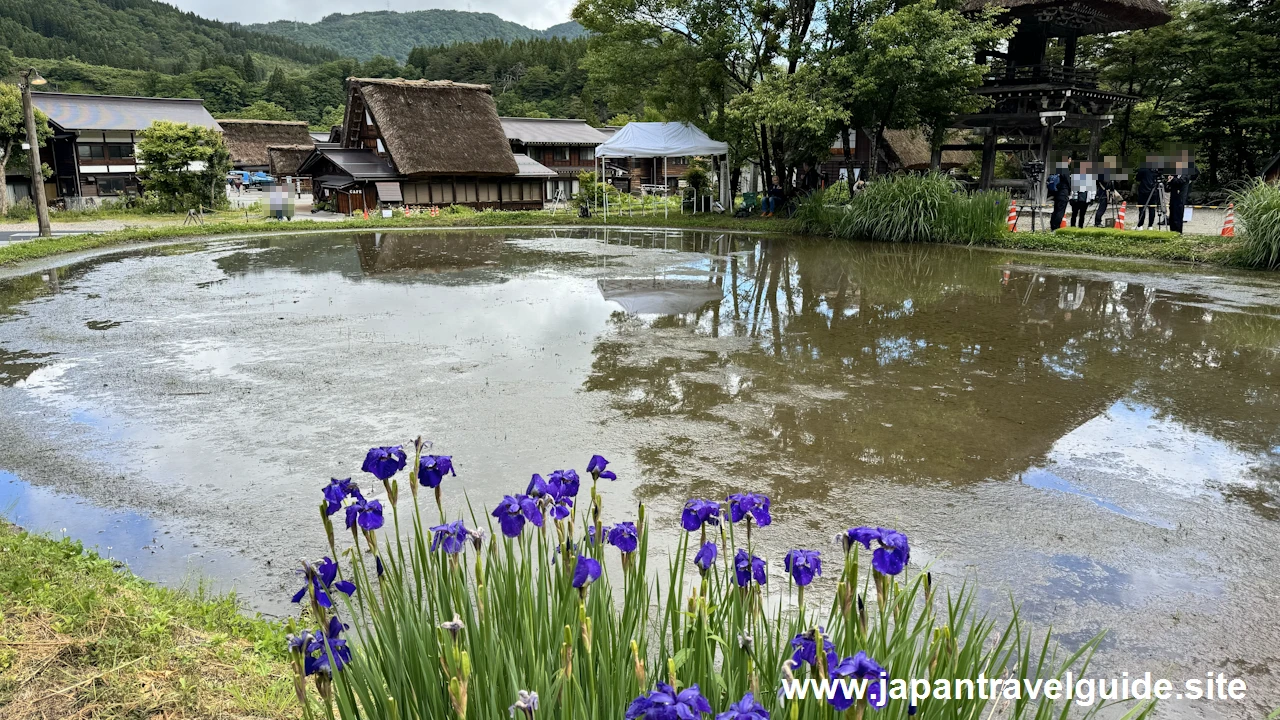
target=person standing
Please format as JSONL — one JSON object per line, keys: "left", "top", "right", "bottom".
{"left": 1135, "top": 156, "right": 1160, "bottom": 229}
{"left": 1093, "top": 157, "right": 1117, "bottom": 227}
{"left": 1048, "top": 158, "right": 1071, "bottom": 231}
{"left": 1167, "top": 160, "right": 1190, "bottom": 233}
{"left": 1068, "top": 161, "right": 1094, "bottom": 228}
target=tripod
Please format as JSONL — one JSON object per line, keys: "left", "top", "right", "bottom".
{"left": 1140, "top": 182, "right": 1168, "bottom": 229}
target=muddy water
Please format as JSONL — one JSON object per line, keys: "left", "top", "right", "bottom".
{"left": 1, "top": 228, "right": 1277, "bottom": 717}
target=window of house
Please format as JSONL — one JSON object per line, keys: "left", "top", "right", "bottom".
{"left": 96, "top": 176, "right": 132, "bottom": 195}
{"left": 553, "top": 147, "right": 570, "bottom": 161}
{"left": 580, "top": 147, "right": 595, "bottom": 162}
{"left": 107, "top": 144, "right": 135, "bottom": 161}
{"left": 77, "top": 144, "right": 106, "bottom": 160}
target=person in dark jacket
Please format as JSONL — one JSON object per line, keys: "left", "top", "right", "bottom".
{"left": 1093, "top": 157, "right": 1117, "bottom": 227}
{"left": 762, "top": 177, "right": 784, "bottom": 217}
{"left": 1135, "top": 156, "right": 1161, "bottom": 229}
{"left": 1167, "top": 160, "right": 1190, "bottom": 233}
{"left": 1049, "top": 158, "right": 1072, "bottom": 231}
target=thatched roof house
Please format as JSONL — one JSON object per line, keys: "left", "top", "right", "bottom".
{"left": 881, "top": 129, "right": 975, "bottom": 171}
{"left": 218, "top": 119, "right": 314, "bottom": 171}
{"left": 346, "top": 78, "right": 518, "bottom": 177}
{"left": 267, "top": 145, "right": 317, "bottom": 177}
{"left": 298, "top": 78, "right": 544, "bottom": 214}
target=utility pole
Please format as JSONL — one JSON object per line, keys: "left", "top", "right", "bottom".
{"left": 19, "top": 67, "right": 51, "bottom": 237}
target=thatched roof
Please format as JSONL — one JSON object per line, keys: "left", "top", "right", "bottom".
{"left": 961, "top": 0, "right": 1170, "bottom": 32}
{"left": 218, "top": 119, "right": 313, "bottom": 168}
{"left": 881, "top": 129, "right": 974, "bottom": 171}
{"left": 267, "top": 145, "right": 316, "bottom": 176}
{"left": 350, "top": 78, "right": 519, "bottom": 177}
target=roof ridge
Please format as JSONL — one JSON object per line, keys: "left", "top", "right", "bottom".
{"left": 32, "top": 91, "right": 208, "bottom": 103}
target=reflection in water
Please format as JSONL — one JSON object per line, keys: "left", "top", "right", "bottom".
{"left": 584, "top": 238, "right": 1280, "bottom": 521}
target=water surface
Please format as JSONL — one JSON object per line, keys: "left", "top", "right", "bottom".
{"left": 1, "top": 228, "right": 1277, "bottom": 717}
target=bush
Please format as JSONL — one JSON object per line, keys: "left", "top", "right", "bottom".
{"left": 824, "top": 180, "right": 851, "bottom": 205}
{"left": 281, "top": 442, "right": 1144, "bottom": 720}
{"left": 3, "top": 198, "right": 36, "bottom": 221}
{"left": 444, "top": 204, "right": 476, "bottom": 216}
{"left": 798, "top": 173, "right": 1008, "bottom": 244}
{"left": 1233, "top": 179, "right": 1280, "bottom": 269}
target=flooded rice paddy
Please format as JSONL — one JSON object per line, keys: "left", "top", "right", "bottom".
{"left": 0, "top": 228, "right": 1277, "bottom": 717}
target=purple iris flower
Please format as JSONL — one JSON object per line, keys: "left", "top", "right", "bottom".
{"left": 492, "top": 494, "right": 543, "bottom": 538}
{"left": 716, "top": 693, "right": 769, "bottom": 720}
{"left": 726, "top": 493, "right": 772, "bottom": 526}
{"left": 625, "top": 682, "right": 712, "bottom": 720}
{"left": 322, "top": 477, "right": 360, "bottom": 516}
{"left": 608, "top": 521, "right": 639, "bottom": 554}
{"left": 694, "top": 542, "right": 717, "bottom": 573}
{"left": 548, "top": 469, "right": 581, "bottom": 497}
{"left": 789, "top": 627, "right": 836, "bottom": 670}
{"left": 549, "top": 496, "right": 574, "bottom": 520}
{"left": 586, "top": 525, "right": 598, "bottom": 545}
{"left": 828, "top": 651, "right": 887, "bottom": 710}
{"left": 733, "top": 549, "right": 767, "bottom": 587}
{"left": 292, "top": 556, "right": 356, "bottom": 607}
{"left": 783, "top": 549, "right": 822, "bottom": 587}
{"left": 527, "top": 473, "right": 552, "bottom": 498}
{"left": 375, "top": 556, "right": 384, "bottom": 577}
{"left": 681, "top": 499, "right": 721, "bottom": 532}
{"left": 345, "top": 497, "right": 384, "bottom": 532}
{"left": 571, "top": 555, "right": 602, "bottom": 588}
{"left": 304, "top": 615, "right": 353, "bottom": 677}
{"left": 587, "top": 454, "right": 617, "bottom": 481}
{"left": 844, "top": 527, "right": 910, "bottom": 576}
{"left": 429, "top": 520, "right": 470, "bottom": 553}
{"left": 418, "top": 454, "right": 454, "bottom": 488}
{"left": 361, "top": 445, "right": 407, "bottom": 481}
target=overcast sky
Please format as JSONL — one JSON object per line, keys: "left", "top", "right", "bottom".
{"left": 168, "top": 0, "right": 574, "bottom": 30}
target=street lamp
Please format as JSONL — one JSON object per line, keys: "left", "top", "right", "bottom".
{"left": 18, "top": 67, "right": 50, "bottom": 238}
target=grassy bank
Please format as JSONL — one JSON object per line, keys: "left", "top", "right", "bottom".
{"left": 0, "top": 523, "right": 296, "bottom": 720}
{"left": 0, "top": 206, "right": 1252, "bottom": 271}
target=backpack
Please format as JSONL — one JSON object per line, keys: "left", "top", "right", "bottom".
{"left": 1046, "top": 174, "right": 1060, "bottom": 194}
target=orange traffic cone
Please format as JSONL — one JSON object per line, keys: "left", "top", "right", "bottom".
{"left": 1220, "top": 202, "right": 1235, "bottom": 237}
{"left": 1060, "top": 217, "right": 1068, "bottom": 229}
{"left": 430, "top": 205, "right": 440, "bottom": 218}
{"left": 363, "top": 207, "right": 369, "bottom": 220}
{"left": 404, "top": 206, "right": 411, "bottom": 217}
{"left": 1006, "top": 203, "right": 1018, "bottom": 232}
{"left": 1114, "top": 201, "right": 1126, "bottom": 230}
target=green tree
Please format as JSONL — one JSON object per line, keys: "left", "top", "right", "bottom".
{"left": 0, "top": 84, "right": 52, "bottom": 215}
{"left": 221, "top": 100, "right": 296, "bottom": 121}
{"left": 825, "top": 0, "right": 1010, "bottom": 176}
{"left": 135, "top": 121, "right": 232, "bottom": 212}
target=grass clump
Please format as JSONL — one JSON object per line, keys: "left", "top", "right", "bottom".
{"left": 288, "top": 442, "right": 1153, "bottom": 720}
{"left": 799, "top": 174, "right": 1009, "bottom": 244}
{"left": 1233, "top": 179, "right": 1280, "bottom": 269}
{"left": 0, "top": 522, "right": 297, "bottom": 719}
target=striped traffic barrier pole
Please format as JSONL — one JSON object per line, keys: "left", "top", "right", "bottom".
{"left": 1220, "top": 203, "right": 1235, "bottom": 237}
{"left": 1007, "top": 202, "right": 1018, "bottom": 232}
{"left": 1114, "top": 202, "right": 1126, "bottom": 230}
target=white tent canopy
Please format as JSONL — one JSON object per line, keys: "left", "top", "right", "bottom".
{"left": 592, "top": 122, "right": 731, "bottom": 218}
{"left": 594, "top": 122, "right": 728, "bottom": 158}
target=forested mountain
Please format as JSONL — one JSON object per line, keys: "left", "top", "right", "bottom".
{"left": 0, "top": 0, "right": 337, "bottom": 73}
{"left": 248, "top": 10, "right": 586, "bottom": 61}
{"left": 406, "top": 38, "right": 595, "bottom": 119}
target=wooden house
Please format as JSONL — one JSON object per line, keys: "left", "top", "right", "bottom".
{"left": 500, "top": 117, "right": 609, "bottom": 200}
{"left": 22, "top": 92, "right": 219, "bottom": 204}
{"left": 218, "top": 119, "right": 314, "bottom": 173}
{"left": 300, "top": 78, "right": 553, "bottom": 213}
